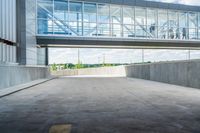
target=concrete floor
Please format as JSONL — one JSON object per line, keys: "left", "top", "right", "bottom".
{"left": 0, "top": 77, "right": 200, "bottom": 133}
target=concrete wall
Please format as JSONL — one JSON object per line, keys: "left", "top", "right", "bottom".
{"left": 125, "top": 60, "right": 200, "bottom": 89}
{"left": 0, "top": 65, "right": 50, "bottom": 89}
{"left": 17, "top": 0, "right": 47, "bottom": 65}
{"left": 0, "top": 0, "right": 17, "bottom": 64}
{"left": 51, "top": 66, "right": 126, "bottom": 77}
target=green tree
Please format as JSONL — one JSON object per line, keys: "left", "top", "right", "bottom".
{"left": 51, "top": 63, "right": 57, "bottom": 71}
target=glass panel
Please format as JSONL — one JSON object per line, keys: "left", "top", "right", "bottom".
{"left": 70, "top": 1, "right": 82, "bottom": 12}
{"left": 147, "top": 8, "right": 157, "bottom": 38}
{"left": 54, "top": 0, "right": 68, "bottom": 21}
{"left": 98, "top": 4, "right": 110, "bottom": 23}
{"left": 135, "top": 25, "right": 146, "bottom": 38}
{"left": 189, "top": 12, "right": 197, "bottom": 28}
{"left": 123, "top": 6, "right": 134, "bottom": 25}
{"left": 37, "top": 19, "right": 53, "bottom": 34}
{"left": 135, "top": 7, "right": 146, "bottom": 26}
{"left": 168, "top": 11, "right": 178, "bottom": 40}
{"left": 123, "top": 25, "right": 134, "bottom": 37}
{"left": 168, "top": 11, "right": 178, "bottom": 28}
{"left": 179, "top": 12, "right": 188, "bottom": 28}
{"left": 83, "top": 23, "right": 97, "bottom": 36}
{"left": 112, "top": 24, "right": 121, "bottom": 37}
{"left": 69, "top": 1, "right": 82, "bottom": 35}
{"left": 189, "top": 28, "right": 197, "bottom": 39}
{"left": 110, "top": 5, "right": 121, "bottom": 37}
{"left": 110, "top": 5, "right": 121, "bottom": 24}
{"left": 198, "top": 13, "right": 200, "bottom": 39}
{"left": 97, "top": 24, "right": 110, "bottom": 36}
{"left": 158, "top": 10, "right": 168, "bottom": 39}
{"left": 37, "top": 0, "right": 53, "bottom": 19}
{"left": 188, "top": 12, "right": 198, "bottom": 39}
{"left": 68, "top": 21, "right": 82, "bottom": 35}
{"left": 135, "top": 7, "right": 146, "bottom": 38}
{"left": 168, "top": 27, "right": 175, "bottom": 39}
{"left": 84, "top": 3, "right": 97, "bottom": 23}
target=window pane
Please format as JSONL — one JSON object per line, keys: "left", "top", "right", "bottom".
{"left": 179, "top": 12, "right": 187, "bottom": 28}
{"left": 147, "top": 8, "right": 157, "bottom": 26}
{"left": 69, "top": 1, "right": 82, "bottom": 35}
{"left": 54, "top": 0, "right": 68, "bottom": 21}
{"left": 135, "top": 25, "right": 146, "bottom": 38}
{"left": 135, "top": 8, "right": 146, "bottom": 38}
{"left": 168, "top": 11, "right": 178, "bottom": 28}
{"left": 189, "top": 12, "right": 197, "bottom": 29}
{"left": 189, "top": 28, "right": 197, "bottom": 39}
{"left": 83, "top": 23, "right": 97, "bottom": 36}
{"left": 97, "top": 23, "right": 110, "bottom": 36}
{"left": 158, "top": 10, "right": 168, "bottom": 39}
{"left": 147, "top": 8, "right": 157, "bottom": 38}
{"left": 123, "top": 25, "right": 134, "bottom": 37}
{"left": 198, "top": 13, "right": 200, "bottom": 39}
{"left": 37, "top": 19, "right": 53, "bottom": 34}
{"left": 123, "top": 7, "right": 134, "bottom": 25}
{"left": 135, "top": 7, "right": 146, "bottom": 26}
{"left": 112, "top": 24, "right": 121, "bottom": 37}
{"left": 84, "top": 3, "right": 96, "bottom": 13}
{"left": 110, "top": 5, "right": 121, "bottom": 24}
{"left": 70, "top": 2, "right": 82, "bottom": 12}
{"left": 98, "top": 4, "right": 109, "bottom": 23}
{"left": 84, "top": 3, "right": 96, "bottom": 23}
{"left": 37, "top": 0, "right": 53, "bottom": 19}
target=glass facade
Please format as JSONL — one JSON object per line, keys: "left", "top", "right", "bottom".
{"left": 37, "top": 0, "right": 200, "bottom": 40}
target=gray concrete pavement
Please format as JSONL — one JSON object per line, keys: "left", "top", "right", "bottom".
{"left": 0, "top": 77, "right": 200, "bottom": 133}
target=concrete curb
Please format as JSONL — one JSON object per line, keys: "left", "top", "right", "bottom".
{"left": 0, "top": 77, "right": 57, "bottom": 98}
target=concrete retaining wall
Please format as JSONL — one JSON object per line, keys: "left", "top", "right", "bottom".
{"left": 125, "top": 60, "right": 200, "bottom": 89}
{"left": 51, "top": 60, "right": 200, "bottom": 89}
{"left": 0, "top": 65, "right": 50, "bottom": 89}
{"left": 51, "top": 66, "right": 126, "bottom": 77}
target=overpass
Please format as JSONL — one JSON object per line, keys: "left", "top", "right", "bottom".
{"left": 36, "top": 0, "right": 200, "bottom": 49}
{"left": 1, "top": 1, "right": 200, "bottom": 132}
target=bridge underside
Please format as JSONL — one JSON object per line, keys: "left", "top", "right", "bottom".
{"left": 37, "top": 35, "right": 200, "bottom": 49}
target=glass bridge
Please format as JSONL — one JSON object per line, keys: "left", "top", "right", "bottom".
{"left": 36, "top": 0, "right": 200, "bottom": 47}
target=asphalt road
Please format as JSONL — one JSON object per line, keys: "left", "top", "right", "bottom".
{"left": 0, "top": 77, "right": 200, "bottom": 133}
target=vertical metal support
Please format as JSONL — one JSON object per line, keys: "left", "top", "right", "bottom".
{"left": 142, "top": 49, "right": 144, "bottom": 63}
{"left": 177, "top": 11, "right": 180, "bottom": 40}
{"left": 188, "top": 49, "right": 191, "bottom": 60}
{"left": 36, "top": 0, "right": 38, "bottom": 35}
{"left": 121, "top": 6, "right": 123, "bottom": 37}
{"left": 81, "top": 1, "right": 84, "bottom": 36}
{"left": 53, "top": 0, "right": 55, "bottom": 34}
{"left": 156, "top": 8, "right": 158, "bottom": 39}
{"left": 45, "top": 47, "right": 49, "bottom": 66}
{"left": 109, "top": 4, "right": 111, "bottom": 37}
{"left": 0, "top": 43, "right": 2, "bottom": 62}
{"left": 167, "top": 9, "right": 169, "bottom": 39}
{"left": 77, "top": 48, "right": 80, "bottom": 64}
{"left": 145, "top": 7, "right": 147, "bottom": 39}
{"left": 96, "top": 3, "right": 98, "bottom": 36}
{"left": 134, "top": 6, "right": 136, "bottom": 38}
{"left": 187, "top": 12, "right": 189, "bottom": 39}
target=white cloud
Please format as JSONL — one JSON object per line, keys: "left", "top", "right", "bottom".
{"left": 149, "top": 0, "right": 200, "bottom": 5}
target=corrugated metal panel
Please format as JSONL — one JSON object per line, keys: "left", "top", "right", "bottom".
{"left": 13, "top": 0, "right": 17, "bottom": 42}
{"left": 0, "top": 0, "right": 2, "bottom": 39}
{"left": 2, "top": 43, "right": 6, "bottom": 62}
{"left": 0, "top": 0, "right": 17, "bottom": 63}
{"left": 0, "top": 0, "right": 16, "bottom": 43}
{"left": 0, "top": 43, "right": 2, "bottom": 62}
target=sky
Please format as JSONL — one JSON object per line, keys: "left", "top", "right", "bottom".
{"left": 49, "top": 0, "right": 200, "bottom": 64}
